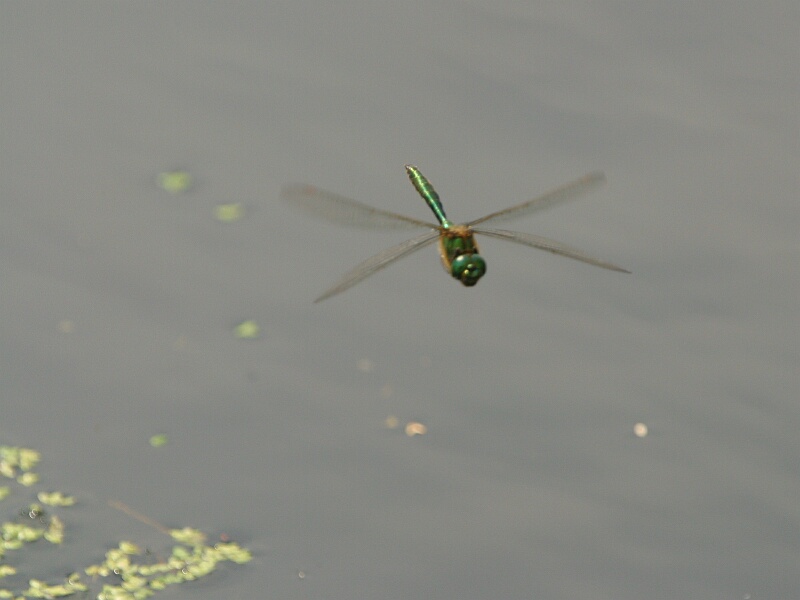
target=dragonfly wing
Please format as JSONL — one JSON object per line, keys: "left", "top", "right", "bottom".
{"left": 282, "top": 184, "right": 433, "bottom": 230}
{"left": 467, "top": 172, "right": 606, "bottom": 226}
{"left": 473, "top": 227, "right": 630, "bottom": 273}
{"left": 315, "top": 231, "right": 440, "bottom": 302}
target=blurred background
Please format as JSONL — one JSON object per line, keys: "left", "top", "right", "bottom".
{"left": 1, "top": 2, "right": 797, "bottom": 598}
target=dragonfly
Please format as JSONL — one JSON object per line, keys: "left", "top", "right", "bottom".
{"left": 282, "top": 165, "right": 629, "bottom": 302}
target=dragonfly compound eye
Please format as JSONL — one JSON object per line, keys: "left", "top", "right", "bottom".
{"left": 451, "top": 254, "right": 486, "bottom": 287}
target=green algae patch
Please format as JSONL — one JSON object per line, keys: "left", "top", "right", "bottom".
{"left": 1, "top": 445, "right": 251, "bottom": 598}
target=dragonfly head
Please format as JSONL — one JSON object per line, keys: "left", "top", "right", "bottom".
{"left": 451, "top": 253, "right": 486, "bottom": 287}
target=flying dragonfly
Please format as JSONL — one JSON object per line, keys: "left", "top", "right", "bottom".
{"left": 282, "top": 165, "right": 629, "bottom": 302}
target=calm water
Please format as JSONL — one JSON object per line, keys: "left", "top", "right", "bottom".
{"left": 2, "top": 2, "right": 797, "bottom": 598}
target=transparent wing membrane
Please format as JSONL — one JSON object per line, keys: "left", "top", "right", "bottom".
{"left": 282, "top": 184, "right": 433, "bottom": 230}
{"left": 467, "top": 172, "right": 606, "bottom": 226}
{"left": 473, "top": 227, "right": 630, "bottom": 273}
{"left": 314, "top": 231, "right": 440, "bottom": 302}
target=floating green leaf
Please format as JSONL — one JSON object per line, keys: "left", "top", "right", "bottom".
{"left": 0, "top": 446, "right": 41, "bottom": 479}
{"left": 233, "top": 320, "right": 260, "bottom": 339}
{"left": 214, "top": 203, "right": 244, "bottom": 222}
{"left": 149, "top": 434, "right": 168, "bottom": 448}
{"left": 157, "top": 170, "right": 193, "bottom": 194}
{"left": 44, "top": 515, "right": 64, "bottom": 544}
{"left": 17, "top": 472, "right": 38, "bottom": 487}
{"left": 37, "top": 491, "right": 76, "bottom": 507}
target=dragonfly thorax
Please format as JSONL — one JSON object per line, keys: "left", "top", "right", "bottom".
{"left": 450, "top": 253, "right": 486, "bottom": 286}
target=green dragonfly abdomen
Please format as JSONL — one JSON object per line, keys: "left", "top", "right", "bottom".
{"left": 405, "top": 165, "right": 451, "bottom": 228}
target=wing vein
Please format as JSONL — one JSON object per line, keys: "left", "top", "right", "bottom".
{"left": 282, "top": 184, "right": 433, "bottom": 230}
{"left": 315, "top": 231, "right": 440, "bottom": 302}
{"left": 467, "top": 172, "right": 606, "bottom": 226}
{"left": 473, "top": 227, "right": 630, "bottom": 273}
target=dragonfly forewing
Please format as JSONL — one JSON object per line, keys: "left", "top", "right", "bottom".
{"left": 282, "top": 184, "right": 433, "bottom": 230}
{"left": 314, "top": 230, "right": 440, "bottom": 302}
{"left": 467, "top": 172, "right": 606, "bottom": 226}
{"left": 472, "top": 227, "right": 630, "bottom": 273}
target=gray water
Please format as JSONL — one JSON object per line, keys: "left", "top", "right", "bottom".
{"left": 2, "top": 2, "right": 797, "bottom": 598}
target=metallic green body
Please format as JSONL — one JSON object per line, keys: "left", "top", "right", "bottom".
{"left": 405, "top": 165, "right": 451, "bottom": 228}
{"left": 283, "top": 165, "right": 629, "bottom": 302}
{"left": 405, "top": 166, "right": 487, "bottom": 285}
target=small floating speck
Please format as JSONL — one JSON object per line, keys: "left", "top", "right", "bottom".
{"left": 157, "top": 170, "right": 193, "bottom": 194}
{"left": 633, "top": 423, "right": 648, "bottom": 438}
{"left": 58, "top": 320, "right": 74, "bottom": 333}
{"left": 234, "top": 320, "right": 260, "bottom": 339}
{"left": 379, "top": 384, "right": 393, "bottom": 399}
{"left": 405, "top": 422, "right": 427, "bottom": 437}
{"left": 214, "top": 202, "right": 244, "bottom": 222}
{"left": 149, "top": 434, "right": 168, "bottom": 447}
{"left": 384, "top": 415, "right": 399, "bottom": 429}
{"left": 356, "top": 358, "right": 374, "bottom": 373}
